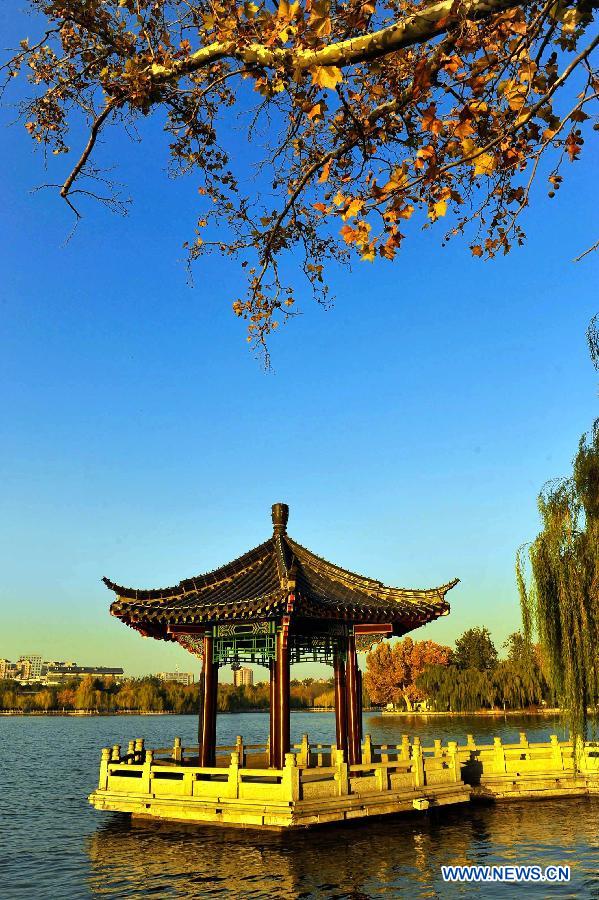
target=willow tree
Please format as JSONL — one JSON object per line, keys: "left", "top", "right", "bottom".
{"left": 2, "top": 0, "right": 598, "bottom": 357}
{"left": 517, "top": 425, "right": 599, "bottom": 744}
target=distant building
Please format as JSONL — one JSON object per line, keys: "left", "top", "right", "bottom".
{"left": 17, "top": 654, "right": 43, "bottom": 680}
{"left": 0, "top": 659, "right": 16, "bottom": 680}
{"left": 44, "top": 664, "right": 124, "bottom": 684}
{"left": 156, "top": 672, "right": 195, "bottom": 686}
{"left": 233, "top": 667, "right": 253, "bottom": 688}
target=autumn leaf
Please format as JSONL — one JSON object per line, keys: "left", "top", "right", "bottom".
{"left": 277, "top": 0, "right": 299, "bottom": 20}
{"left": 471, "top": 245, "right": 483, "bottom": 257}
{"left": 453, "top": 118, "right": 475, "bottom": 140}
{"left": 341, "top": 197, "right": 364, "bottom": 221}
{"left": 421, "top": 104, "right": 443, "bottom": 135}
{"left": 462, "top": 139, "right": 496, "bottom": 176}
{"left": 565, "top": 131, "right": 582, "bottom": 161}
{"left": 382, "top": 167, "right": 408, "bottom": 194}
{"left": 318, "top": 159, "right": 331, "bottom": 183}
{"left": 361, "top": 243, "right": 376, "bottom": 261}
{"left": 340, "top": 224, "right": 356, "bottom": 244}
{"left": 473, "top": 153, "right": 496, "bottom": 176}
{"left": 309, "top": 0, "right": 331, "bottom": 36}
{"left": 428, "top": 199, "right": 448, "bottom": 219}
{"left": 397, "top": 204, "right": 415, "bottom": 220}
{"left": 310, "top": 65, "right": 343, "bottom": 90}
{"left": 307, "top": 101, "right": 325, "bottom": 121}
{"left": 501, "top": 79, "right": 527, "bottom": 111}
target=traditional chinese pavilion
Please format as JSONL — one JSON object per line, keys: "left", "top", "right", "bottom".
{"left": 90, "top": 507, "right": 590, "bottom": 829}
{"left": 104, "top": 503, "right": 458, "bottom": 770}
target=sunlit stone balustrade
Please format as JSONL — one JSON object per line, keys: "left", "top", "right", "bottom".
{"left": 89, "top": 732, "right": 599, "bottom": 828}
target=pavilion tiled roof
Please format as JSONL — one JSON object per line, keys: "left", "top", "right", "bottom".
{"left": 104, "top": 504, "right": 458, "bottom": 638}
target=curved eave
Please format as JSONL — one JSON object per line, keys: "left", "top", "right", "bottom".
{"left": 109, "top": 589, "right": 289, "bottom": 632}
{"left": 102, "top": 537, "right": 275, "bottom": 602}
{"left": 286, "top": 536, "right": 459, "bottom": 602}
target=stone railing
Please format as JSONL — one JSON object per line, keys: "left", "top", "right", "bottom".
{"left": 96, "top": 733, "right": 464, "bottom": 805}
{"left": 97, "top": 731, "right": 599, "bottom": 808}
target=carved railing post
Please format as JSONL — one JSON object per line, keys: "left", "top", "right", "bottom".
{"left": 299, "top": 734, "right": 310, "bottom": 767}
{"left": 493, "top": 737, "right": 506, "bottom": 774}
{"left": 141, "top": 749, "right": 153, "bottom": 793}
{"left": 375, "top": 761, "right": 388, "bottom": 792}
{"left": 99, "top": 748, "right": 111, "bottom": 790}
{"left": 126, "top": 740, "right": 135, "bottom": 764}
{"left": 282, "top": 753, "right": 300, "bottom": 801}
{"left": 335, "top": 750, "right": 349, "bottom": 796}
{"left": 173, "top": 736, "right": 182, "bottom": 763}
{"left": 519, "top": 732, "right": 529, "bottom": 748}
{"left": 412, "top": 737, "right": 425, "bottom": 788}
{"left": 433, "top": 739, "right": 442, "bottom": 758}
{"left": 235, "top": 735, "right": 244, "bottom": 767}
{"left": 401, "top": 734, "right": 410, "bottom": 760}
{"left": 111, "top": 744, "right": 121, "bottom": 762}
{"left": 447, "top": 741, "right": 460, "bottom": 782}
{"left": 362, "top": 734, "right": 373, "bottom": 765}
{"left": 228, "top": 751, "right": 240, "bottom": 799}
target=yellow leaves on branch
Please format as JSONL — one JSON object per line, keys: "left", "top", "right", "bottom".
{"left": 500, "top": 78, "right": 528, "bottom": 112}
{"left": 427, "top": 187, "right": 451, "bottom": 221}
{"left": 382, "top": 167, "right": 408, "bottom": 194}
{"left": 310, "top": 65, "right": 343, "bottom": 90}
{"left": 461, "top": 138, "right": 497, "bottom": 177}
{"left": 472, "top": 153, "right": 496, "bottom": 176}
{"left": 340, "top": 219, "right": 375, "bottom": 260}
{"left": 341, "top": 197, "right": 364, "bottom": 221}
{"left": 420, "top": 104, "right": 443, "bottom": 135}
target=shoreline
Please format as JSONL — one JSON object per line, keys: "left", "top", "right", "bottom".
{"left": 0, "top": 707, "right": 565, "bottom": 718}
{"left": 380, "top": 707, "right": 563, "bottom": 718}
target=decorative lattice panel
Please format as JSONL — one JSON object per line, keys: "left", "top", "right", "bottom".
{"left": 214, "top": 621, "right": 276, "bottom": 668}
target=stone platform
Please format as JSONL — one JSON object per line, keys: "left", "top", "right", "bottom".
{"left": 88, "top": 733, "right": 599, "bottom": 829}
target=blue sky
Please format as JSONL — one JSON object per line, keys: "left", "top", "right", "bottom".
{"left": 1, "top": 6, "right": 597, "bottom": 679}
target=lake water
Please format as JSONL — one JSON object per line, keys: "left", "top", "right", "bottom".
{"left": 1, "top": 712, "right": 598, "bottom": 898}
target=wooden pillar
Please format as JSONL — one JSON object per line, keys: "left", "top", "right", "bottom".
{"left": 276, "top": 628, "right": 290, "bottom": 768}
{"left": 211, "top": 656, "right": 219, "bottom": 755}
{"left": 333, "top": 652, "right": 348, "bottom": 761}
{"left": 197, "top": 668, "right": 205, "bottom": 750}
{"left": 199, "top": 631, "right": 217, "bottom": 767}
{"left": 357, "top": 669, "right": 364, "bottom": 741}
{"left": 345, "top": 633, "right": 361, "bottom": 766}
{"left": 269, "top": 659, "right": 278, "bottom": 767}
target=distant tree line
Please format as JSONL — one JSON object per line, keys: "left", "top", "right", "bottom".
{"left": 1, "top": 629, "right": 551, "bottom": 715}
{"left": 365, "top": 629, "right": 554, "bottom": 713}
{"left": 0, "top": 674, "right": 344, "bottom": 714}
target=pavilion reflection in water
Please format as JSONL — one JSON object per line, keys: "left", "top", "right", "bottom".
{"left": 85, "top": 798, "right": 592, "bottom": 897}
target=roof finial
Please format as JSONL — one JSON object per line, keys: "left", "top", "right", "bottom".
{"left": 272, "top": 502, "right": 289, "bottom": 535}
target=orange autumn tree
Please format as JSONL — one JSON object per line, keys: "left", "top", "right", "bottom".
{"left": 365, "top": 636, "right": 452, "bottom": 709}
{"left": 2, "top": 0, "right": 598, "bottom": 357}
